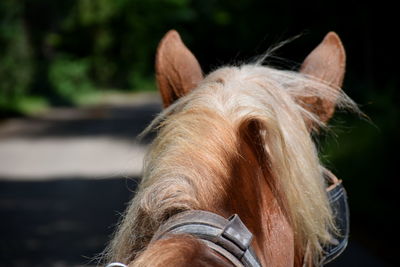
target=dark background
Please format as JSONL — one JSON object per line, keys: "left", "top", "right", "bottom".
{"left": 0, "top": 0, "right": 398, "bottom": 266}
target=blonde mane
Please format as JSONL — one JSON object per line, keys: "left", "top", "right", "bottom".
{"left": 104, "top": 63, "right": 357, "bottom": 265}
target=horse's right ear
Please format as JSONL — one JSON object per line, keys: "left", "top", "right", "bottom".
{"left": 155, "top": 30, "right": 203, "bottom": 108}
{"left": 299, "top": 32, "right": 346, "bottom": 125}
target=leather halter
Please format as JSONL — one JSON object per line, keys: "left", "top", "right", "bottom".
{"left": 106, "top": 171, "right": 348, "bottom": 267}
{"left": 149, "top": 171, "right": 348, "bottom": 267}
{"left": 320, "top": 170, "right": 349, "bottom": 265}
{"left": 151, "top": 210, "right": 262, "bottom": 267}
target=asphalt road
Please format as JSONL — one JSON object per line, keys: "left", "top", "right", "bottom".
{"left": 0, "top": 93, "right": 160, "bottom": 266}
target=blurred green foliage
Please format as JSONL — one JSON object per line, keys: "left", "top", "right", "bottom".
{"left": 0, "top": 1, "right": 33, "bottom": 113}
{"left": 48, "top": 56, "right": 93, "bottom": 101}
{"left": 1, "top": 0, "right": 397, "bottom": 114}
{"left": 0, "top": 0, "right": 199, "bottom": 114}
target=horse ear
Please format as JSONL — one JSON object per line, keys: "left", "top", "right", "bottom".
{"left": 155, "top": 30, "right": 203, "bottom": 108}
{"left": 299, "top": 32, "right": 346, "bottom": 124}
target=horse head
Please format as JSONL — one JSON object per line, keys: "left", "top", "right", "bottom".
{"left": 105, "top": 30, "right": 356, "bottom": 267}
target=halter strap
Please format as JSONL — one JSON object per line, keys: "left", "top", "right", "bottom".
{"left": 302, "top": 170, "right": 349, "bottom": 266}
{"left": 321, "top": 170, "right": 349, "bottom": 265}
{"left": 150, "top": 210, "right": 262, "bottom": 267}
{"left": 106, "top": 171, "right": 348, "bottom": 267}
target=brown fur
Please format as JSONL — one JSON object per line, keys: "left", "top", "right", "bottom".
{"left": 155, "top": 30, "right": 203, "bottom": 107}
{"left": 226, "top": 119, "right": 295, "bottom": 266}
{"left": 104, "top": 31, "right": 359, "bottom": 266}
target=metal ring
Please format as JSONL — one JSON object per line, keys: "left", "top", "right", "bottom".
{"left": 106, "top": 262, "right": 128, "bottom": 267}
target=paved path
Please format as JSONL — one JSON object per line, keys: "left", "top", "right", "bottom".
{"left": 0, "top": 92, "right": 161, "bottom": 180}
{"left": 0, "top": 92, "right": 162, "bottom": 266}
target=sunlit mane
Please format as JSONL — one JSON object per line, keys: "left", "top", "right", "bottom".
{"left": 105, "top": 63, "right": 357, "bottom": 265}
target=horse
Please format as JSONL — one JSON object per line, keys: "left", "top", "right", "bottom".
{"left": 103, "top": 30, "right": 357, "bottom": 267}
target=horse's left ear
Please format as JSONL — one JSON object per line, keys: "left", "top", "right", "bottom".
{"left": 299, "top": 32, "right": 346, "bottom": 124}
{"left": 155, "top": 30, "right": 204, "bottom": 108}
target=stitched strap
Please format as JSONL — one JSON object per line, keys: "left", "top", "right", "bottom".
{"left": 151, "top": 210, "right": 262, "bottom": 267}
{"left": 318, "top": 170, "right": 349, "bottom": 265}
{"left": 301, "top": 170, "right": 350, "bottom": 266}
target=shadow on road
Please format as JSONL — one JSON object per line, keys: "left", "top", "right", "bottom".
{"left": 0, "top": 176, "right": 392, "bottom": 267}
{"left": 0, "top": 177, "right": 138, "bottom": 266}
{"left": 0, "top": 102, "right": 161, "bottom": 144}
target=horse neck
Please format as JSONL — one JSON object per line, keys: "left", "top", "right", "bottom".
{"left": 138, "top": 107, "right": 299, "bottom": 266}
{"left": 220, "top": 120, "right": 296, "bottom": 267}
